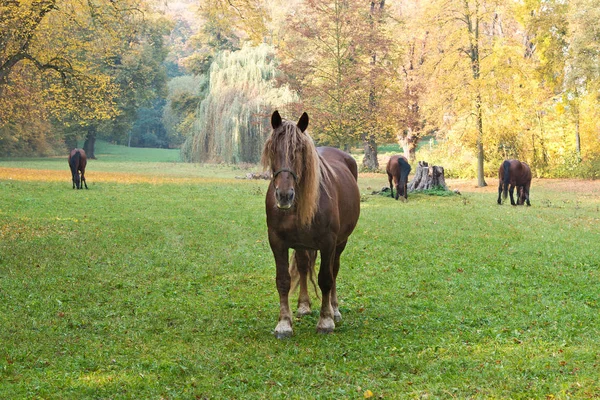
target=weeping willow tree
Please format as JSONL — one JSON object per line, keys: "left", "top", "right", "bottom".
{"left": 181, "top": 44, "right": 297, "bottom": 163}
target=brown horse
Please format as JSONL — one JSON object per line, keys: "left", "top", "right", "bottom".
{"left": 69, "top": 148, "right": 88, "bottom": 189}
{"left": 261, "top": 111, "right": 360, "bottom": 338}
{"left": 386, "top": 155, "right": 411, "bottom": 200}
{"left": 497, "top": 159, "right": 531, "bottom": 206}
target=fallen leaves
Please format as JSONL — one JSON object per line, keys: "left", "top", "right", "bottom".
{"left": 0, "top": 167, "right": 232, "bottom": 184}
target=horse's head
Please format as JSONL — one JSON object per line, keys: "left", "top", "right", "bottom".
{"left": 261, "top": 111, "right": 320, "bottom": 217}
{"left": 73, "top": 171, "right": 81, "bottom": 189}
{"left": 395, "top": 183, "right": 405, "bottom": 200}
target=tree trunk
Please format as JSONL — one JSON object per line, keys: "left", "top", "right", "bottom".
{"left": 575, "top": 116, "right": 581, "bottom": 157}
{"left": 398, "top": 129, "right": 419, "bottom": 161}
{"left": 361, "top": 1, "right": 384, "bottom": 172}
{"left": 408, "top": 161, "right": 448, "bottom": 191}
{"left": 475, "top": 94, "right": 487, "bottom": 187}
{"left": 83, "top": 125, "right": 97, "bottom": 159}
{"left": 362, "top": 135, "right": 379, "bottom": 171}
{"left": 465, "top": 0, "right": 487, "bottom": 188}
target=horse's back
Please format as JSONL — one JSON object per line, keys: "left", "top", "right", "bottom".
{"left": 386, "top": 155, "right": 398, "bottom": 177}
{"left": 519, "top": 161, "right": 532, "bottom": 185}
{"left": 387, "top": 155, "right": 410, "bottom": 175}
{"left": 69, "top": 148, "right": 87, "bottom": 170}
{"left": 317, "top": 147, "right": 358, "bottom": 181}
{"left": 500, "top": 159, "right": 531, "bottom": 185}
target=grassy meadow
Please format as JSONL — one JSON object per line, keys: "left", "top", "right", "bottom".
{"left": 1, "top": 144, "right": 600, "bottom": 399}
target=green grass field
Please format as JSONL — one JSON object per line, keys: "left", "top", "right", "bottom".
{"left": 1, "top": 145, "right": 600, "bottom": 399}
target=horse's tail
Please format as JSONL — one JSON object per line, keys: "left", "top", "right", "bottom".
{"left": 289, "top": 250, "right": 319, "bottom": 298}
{"left": 70, "top": 150, "right": 81, "bottom": 173}
{"left": 502, "top": 160, "right": 510, "bottom": 200}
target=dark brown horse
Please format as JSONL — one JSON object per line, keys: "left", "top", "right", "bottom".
{"left": 69, "top": 148, "right": 88, "bottom": 189}
{"left": 261, "top": 111, "right": 360, "bottom": 338}
{"left": 386, "top": 155, "right": 411, "bottom": 200}
{"left": 497, "top": 159, "right": 531, "bottom": 206}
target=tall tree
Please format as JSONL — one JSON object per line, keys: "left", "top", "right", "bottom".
{"left": 0, "top": 0, "right": 121, "bottom": 155}
{"left": 522, "top": 0, "right": 600, "bottom": 162}
{"left": 361, "top": 0, "right": 390, "bottom": 171}
{"left": 386, "top": 0, "right": 430, "bottom": 161}
{"left": 181, "top": 44, "right": 297, "bottom": 163}
{"left": 561, "top": 0, "right": 600, "bottom": 158}
{"left": 86, "top": 13, "right": 171, "bottom": 156}
{"left": 0, "top": 0, "right": 164, "bottom": 156}
{"left": 279, "top": 0, "right": 392, "bottom": 170}
{"left": 185, "top": 0, "right": 270, "bottom": 75}
{"left": 426, "top": 0, "right": 519, "bottom": 186}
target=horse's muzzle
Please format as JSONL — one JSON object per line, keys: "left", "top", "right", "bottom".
{"left": 275, "top": 188, "right": 294, "bottom": 209}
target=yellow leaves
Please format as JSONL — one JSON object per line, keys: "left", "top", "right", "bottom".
{"left": 364, "top": 389, "right": 374, "bottom": 398}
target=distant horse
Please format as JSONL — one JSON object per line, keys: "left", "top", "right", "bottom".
{"left": 497, "top": 159, "right": 531, "bottom": 206}
{"left": 386, "top": 155, "right": 411, "bottom": 200}
{"left": 261, "top": 110, "right": 360, "bottom": 338}
{"left": 69, "top": 148, "right": 88, "bottom": 189}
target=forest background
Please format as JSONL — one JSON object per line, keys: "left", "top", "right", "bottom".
{"left": 1, "top": 0, "right": 599, "bottom": 183}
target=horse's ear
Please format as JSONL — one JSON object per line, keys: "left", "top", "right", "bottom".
{"left": 271, "top": 110, "right": 282, "bottom": 129}
{"left": 297, "top": 112, "right": 309, "bottom": 132}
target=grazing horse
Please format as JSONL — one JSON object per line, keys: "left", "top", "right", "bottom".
{"left": 261, "top": 111, "right": 360, "bottom": 338}
{"left": 386, "top": 155, "right": 411, "bottom": 200}
{"left": 69, "top": 148, "right": 88, "bottom": 189}
{"left": 497, "top": 159, "right": 531, "bottom": 206}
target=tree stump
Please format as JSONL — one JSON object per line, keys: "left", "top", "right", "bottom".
{"left": 408, "top": 161, "right": 448, "bottom": 191}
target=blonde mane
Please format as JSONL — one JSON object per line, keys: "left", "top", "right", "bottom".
{"left": 261, "top": 120, "right": 333, "bottom": 227}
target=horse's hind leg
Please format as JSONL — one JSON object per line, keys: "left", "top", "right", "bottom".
{"left": 331, "top": 241, "right": 347, "bottom": 323}
{"left": 81, "top": 172, "right": 88, "bottom": 189}
{"left": 293, "top": 250, "right": 313, "bottom": 317}
{"left": 316, "top": 241, "right": 336, "bottom": 334}
{"left": 497, "top": 183, "right": 503, "bottom": 204}
{"left": 523, "top": 183, "right": 531, "bottom": 206}
{"left": 509, "top": 184, "right": 517, "bottom": 206}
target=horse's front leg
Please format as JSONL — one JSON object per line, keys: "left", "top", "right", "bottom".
{"left": 388, "top": 176, "right": 394, "bottom": 198}
{"left": 270, "top": 243, "right": 293, "bottom": 339}
{"left": 316, "top": 241, "right": 336, "bottom": 334}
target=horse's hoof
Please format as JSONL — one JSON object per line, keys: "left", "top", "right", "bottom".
{"left": 297, "top": 304, "right": 312, "bottom": 317}
{"left": 274, "top": 320, "right": 293, "bottom": 339}
{"left": 333, "top": 310, "right": 342, "bottom": 323}
{"left": 274, "top": 329, "right": 293, "bottom": 339}
{"left": 317, "top": 317, "right": 335, "bottom": 334}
